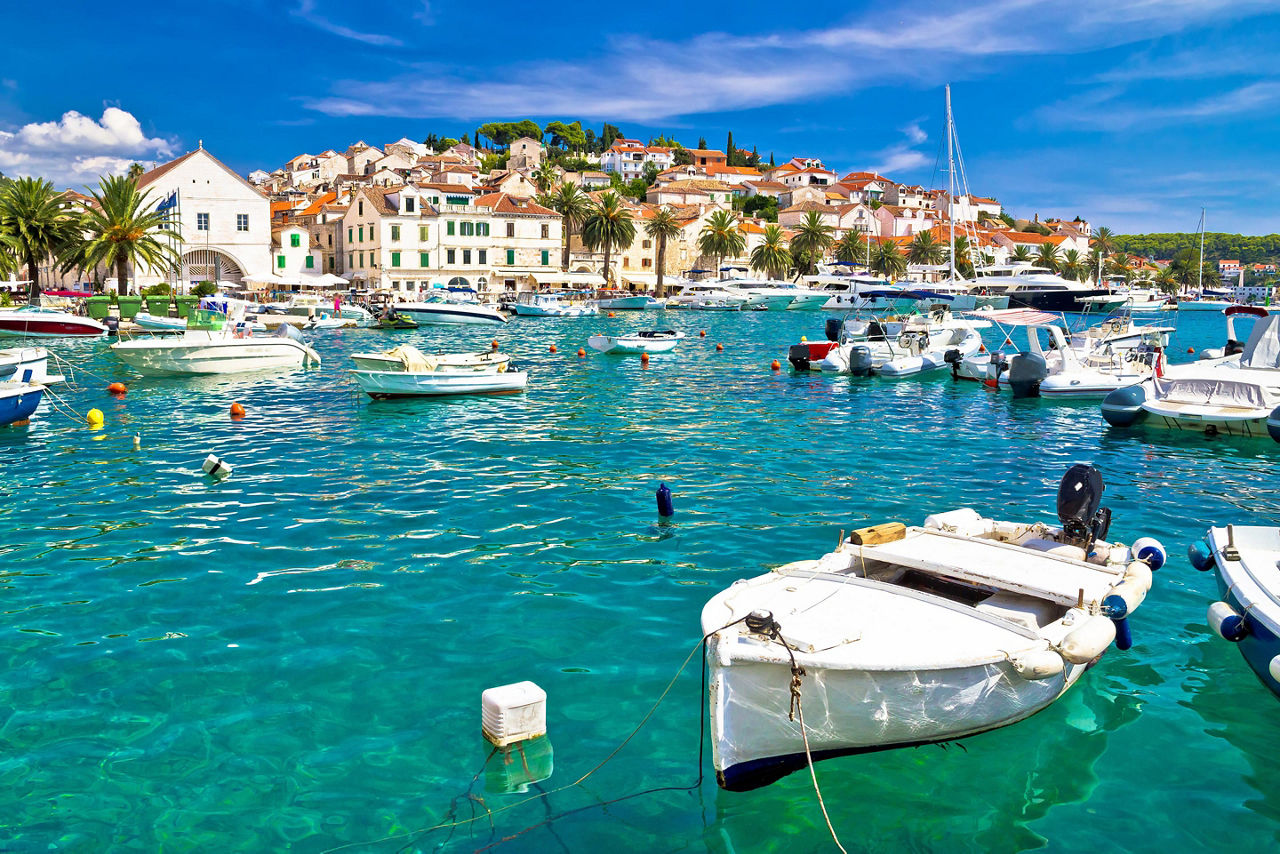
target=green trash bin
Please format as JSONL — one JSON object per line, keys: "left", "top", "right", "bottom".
{"left": 174, "top": 296, "right": 199, "bottom": 319}
{"left": 144, "top": 295, "right": 172, "bottom": 317}
{"left": 85, "top": 296, "right": 112, "bottom": 321}
{"left": 116, "top": 295, "right": 143, "bottom": 320}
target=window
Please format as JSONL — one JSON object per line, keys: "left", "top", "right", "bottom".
{"left": 358, "top": 226, "right": 364, "bottom": 242}
{"left": 348, "top": 227, "right": 353, "bottom": 243}
{"left": 328, "top": 234, "right": 333, "bottom": 247}
{"left": 541, "top": 250, "right": 549, "bottom": 266}
{"left": 446, "top": 195, "right": 469, "bottom": 206}
{"left": 419, "top": 252, "right": 429, "bottom": 267}
{"left": 463, "top": 249, "right": 472, "bottom": 265}
{"left": 197, "top": 212, "right": 209, "bottom": 231}
{"left": 305, "top": 256, "right": 315, "bottom": 269}
{"left": 446, "top": 249, "right": 456, "bottom": 265}
{"left": 465, "top": 222, "right": 478, "bottom": 236}
{"left": 290, "top": 233, "right": 300, "bottom": 248}
{"left": 348, "top": 253, "right": 354, "bottom": 267}
{"left": 623, "top": 257, "right": 630, "bottom": 268}
{"left": 359, "top": 252, "right": 364, "bottom": 267}
{"left": 391, "top": 225, "right": 400, "bottom": 241}
{"left": 447, "top": 221, "right": 455, "bottom": 236}
{"left": 642, "top": 239, "right": 652, "bottom": 249}
{"left": 419, "top": 225, "right": 429, "bottom": 241}
{"left": 506, "top": 249, "right": 514, "bottom": 266}
{"left": 328, "top": 257, "right": 334, "bottom": 271}
{"left": 236, "top": 213, "right": 249, "bottom": 232}
{"left": 478, "top": 249, "right": 487, "bottom": 265}
{"left": 506, "top": 222, "right": 515, "bottom": 238}
{"left": 358, "top": 200, "right": 364, "bottom": 216}
{"left": 541, "top": 224, "right": 550, "bottom": 239}
{"left": 391, "top": 251, "right": 401, "bottom": 267}
{"left": 643, "top": 258, "right": 652, "bottom": 268}
{"left": 277, "top": 255, "right": 285, "bottom": 268}
{"left": 405, "top": 197, "right": 415, "bottom": 213}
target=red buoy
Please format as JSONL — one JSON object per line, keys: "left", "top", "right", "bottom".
{"left": 716, "top": 343, "right": 724, "bottom": 352}
{"left": 549, "top": 344, "right": 557, "bottom": 353}
{"left": 577, "top": 348, "right": 586, "bottom": 358}
{"left": 230, "top": 402, "right": 246, "bottom": 419}
{"left": 1187, "top": 347, "right": 1194, "bottom": 353}
{"left": 771, "top": 359, "right": 781, "bottom": 371}
{"left": 699, "top": 330, "right": 706, "bottom": 337}
{"left": 641, "top": 352, "right": 650, "bottom": 366}
{"left": 107, "top": 382, "right": 127, "bottom": 395}
{"left": 607, "top": 311, "right": 616, "bottom": 318}
{"left": 491, "top": 340, "right": 499, "bottom": 350}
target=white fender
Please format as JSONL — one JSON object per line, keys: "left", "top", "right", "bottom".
{"left": 1109, "top": 562, "right": 1154, "bottom": 614}
{"left": 1010, "top": 650, "right": 1065, "bottom": 680}
{"left": 1207, "top": 601, "right": 1243, "bottom": 640}
{"left": 1270, "top": 655, "right": 1280, "bottom": 684}
{"left": 1060, "top": 616, "right": 1117, "bottom": 664}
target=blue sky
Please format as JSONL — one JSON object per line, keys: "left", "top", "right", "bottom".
{"left": 2, "top": 1, "right": 1279, "bottom": 233}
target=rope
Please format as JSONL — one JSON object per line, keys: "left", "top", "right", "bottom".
{"left": 321, "top": 621, "right": 742, "bottom": 854}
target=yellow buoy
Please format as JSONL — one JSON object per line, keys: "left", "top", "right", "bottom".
{"left": 86, "top": 408, "right": 104, "bottom": 428}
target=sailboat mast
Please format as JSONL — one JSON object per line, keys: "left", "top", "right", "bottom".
{"left": 946, "top": 85, "right": 956, "bottom": 281}
{"left": 1198, "top": 207, "right": 1205, "bottom": 294}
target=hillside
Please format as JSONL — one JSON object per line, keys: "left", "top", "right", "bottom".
{"left": 1112, "top": 233, "right": 1280, "bottom": 264}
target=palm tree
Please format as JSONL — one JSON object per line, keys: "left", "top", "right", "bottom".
{"left": 833, "top": 230, "right": 864, "bottom": 266}
{"left": 1060, "top": 248, "right": 1087, "bottom": 282}
{"left": 749, "top": 224, "right": 792, "bottom": 279}
{"left": 0, "top": 176, "right": 80, "bottom": 300}
{"left": 870, "top": 240, "right": 907, "bottom": 280}
{"left": 75, "top": 174, "right": 180, "bottom": 296}
{"left": 952, "top": 234, "right": 975, "bottom": 278}
{"left": 1034, "top": 243, "right": 1061, "bottom": 273}
{"left": 1009, "top": 244, "right": 1033, "bottom": 264}
{"left": 1106, "top": 253, "right": 1133, "bottom": 284}
{"left": 1153, "top": 267, "right": 1178, "bottom": 295}
{"left": 789, "top": 211, "right": 834, "bottom": 274}
{"left": 1092, "top": 226, "right": 1116, "bottom": 258}
{"left": 546, "top": 182, "right": 590, "bottom": 271}
{"left": 643, "top": 206, "right": 681, "bottom": 297}
{"left": 697, "top": 209, "right": 745, "bottom": 280}
{"left": 580, "top": 192, "right": 635, "bottom": 285}
{"left": 531, "top": 161, "right": 558, "bottom": 194}
{"left": 907, "top": 230, "right": 944, "bottom": 265}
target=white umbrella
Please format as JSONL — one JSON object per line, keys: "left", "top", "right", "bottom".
{"left": 316, "top": 273, "right": 349, "bottom": 286}
{"left": 243, "top": 272, "right": 287, "bottom": 284}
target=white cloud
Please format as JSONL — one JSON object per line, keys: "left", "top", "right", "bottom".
{"left": 867, "top": 123, "right": 932, "bottom": 177}
{"left": 1040, "top": 81, "right": 1280, "bottom": 130}
{"left": 0, "top": 107, "right": 174, "bottom": 187}
{"left": 292, "top": 0, "right": 403, "bottom": 47}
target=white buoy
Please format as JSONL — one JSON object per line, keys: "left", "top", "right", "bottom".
{"left": 133, "top": 434, "right": 141, "bottom": 451}
{"left": 202, "top": 453, "right": 232, "bottom": 479}
{"left": 482, "top": 681, "right": 547, "bottom": 747}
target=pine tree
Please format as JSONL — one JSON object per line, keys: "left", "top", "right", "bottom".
{"left": 769, "top": 151, "right": 775, "bottom": 167}
{"left": 726, "top": 131, "right": 735, "bottom": 166}
{"left": 698, "top": 137, "right": 708, "bottom": 150}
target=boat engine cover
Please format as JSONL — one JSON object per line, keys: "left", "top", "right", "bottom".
{"left": 824, "top": 317, "right": 841, "bottom": 342}
{"left": 1008, "top": 353, "right": 1048, "bottom": 398}
{"left": 848, "top": 345, "right": 874, "bottom": 376}
{"left": 787, "top": 343, "right": 811, "bottom": 370}
{"left": 1058, "top": 464, "right": 1107, "bottom": 547}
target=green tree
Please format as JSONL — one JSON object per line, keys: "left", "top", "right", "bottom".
{"left": 75, "top": 174, "right": 180, "bottom": 296}
{"left": 952, "top": 235, "right": 975, "bottom": 278}
{"left": 531, "top": 161, "right": 558, "bottom": 194}
{"left": 0, "top": 176, "right": 80, "bottom": 300}
{"left": 907, "top": 230, "right": 944, "bottom": 265}
{"left": 788, "top": 211, "right": 834, "bottom": 272}
{"left": 672, "top": 148, "right": 693, "bottom": 167}
{"left": 697, "top": 209, "right": 746, "bottom": 279}
{"left": 749, "top": 224, "right": 792, "bottom": 279}
{"left": 642, "top": 161, "right": 661, "bottom": 186}
{"left": 726, "top": 131, "right": 735, "bottom": 166}
{"left": 644, "top": 206, "right": 682, "bottom": 297}
{"left": 601, "top": 123, "right": 623, "bottom": 150}
{"left": 1034, "top": 243, "right": 1061, "bottom": 273}
{"left": 870, "top": 240, "right": 907, "bottom": 280}
{"left": 545, "top": 120, "right": 586, "bottom": 151}
{"left": 1153, "top": 267, "right": 1178, "bottom": 295}
{"left": 127, "top": 162, "right": 145, "bottom": 180}
{"left": 834, "top": 230, "right": 865, "bottom": 266}
{"left": 581, "top": 192, "right": 635, "bottom": 285}
{"left": 1009, "top": 244, "right": 1033, "bottom": 264}
{"left": 1060, "top": 248, "right": 1087, "bottom": 282}
{"left": 547, "top": 183, "right": 591, "bottom": 271}
{"left": 741, "top": 195, "right": 778, "bottom": 222}
{"left": 1106, "top": 253, "right": 1133, "bottom": 284}
{"left": 1091, "top": 226, "right": 1116, "bottom": 257}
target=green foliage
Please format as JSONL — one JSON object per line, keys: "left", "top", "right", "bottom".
{"left": 75, "top": 174, "right": 181, "bottom": 296}
{"left": 477, "top": 121, "right": 542, "bottom": 147}
{"left": 789, "top": 211, "right": 834, "bottom": 270}
{"left": 750, "top": 224, "right": 792, "bottom": 279}
{"left": 672, "top": 148, "right": 693, "bottom": 167}
{"left": 0, "top": 291, "right": 11, "bottom": 306}
{"left": 1034, "top": 243, "right": 1061, "bottom": 273}
{"left": 1019, "top": 222, "right": 1051, "bottom": 235}
{"left": 141, "top": 283, "right": 172, "bottom": 296}
{"left": 582, "top": 192, "right": 636, "bottom": 284}
{"left": 697, "top": 210, "right": 746, "bottom": 277}
{"left": 649, "top": 135, "right": 683, "bottom": 149}
{"left": 645, "top": 206, "right": 682, "bottom": 295}
{"left": 834, "top": 230, "right": 865, "bottom": 265}
{"left": 1112, "top": 232, "right": 1280, "bottom": 266}
{"left": 622, "top": 178, "right": 649, "bottom": 200}
{"left": 696, "top": 137, "right": 708, "bottom": 150}
{"left": 479, "top": 152, "right": 510, "bottom": 172}
{"left": 440, "top": 137, "right": 460, "bottom": 149}
{"left": 642, "top": 162, "right": 661, "bottom": 186}
{"left": 192, "top": 281, "right": 217, "bottom": 297}
{"left": 998, "top": 212, "right": 1016, "bottom": 227}
{"left": 547, "top": 182, "right": 590, "bottom": 270}
{"left": 545, "top": 120, "right": 586, "bottom": 151}
{"left": 907, "top": 231, "right": 944, "bottom": 265}
{"left": 741, "top": 195, "right": 778, "bottom": 222}
{"left": 1010, "top": 244, "right": 1033, "bottom": 263}
{"left": 870, "top": 240, "right": 907, "bottom": 279}
{"left": 601, "top": 123, "right": 623, "bottom": 151}
{"left": 0, "top": 175, "right": 81, "bottom": 299}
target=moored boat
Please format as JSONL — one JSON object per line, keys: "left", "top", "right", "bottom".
{"left": 395, "top": 294, "right": 507, "bottom": 325}
{"left": 0, "top": 381, "right": 47, "bottom": 427}
{"left": 350, "top": 345, "right": 511, "bottom": 373}
{"left": 110, "top": 309, "right": 321, "bottom": 375}
{"left": 512, "top": 292, "right": 597, "bottom": 317}
{"left": 702, "top": 464, "right": 1164, "bottom": 790}
{"left": 587, "top": 330, "right": 685, "bottom": 354}
{"left": 0, "top": 306, "right": 108, "bottom": 339}
{"left": 352, "top": 368, "right": 527, "bottom": 398}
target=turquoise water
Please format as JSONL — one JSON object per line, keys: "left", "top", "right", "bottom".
{"left": 2, "top": 309, "right": 1278, "bottom": 853}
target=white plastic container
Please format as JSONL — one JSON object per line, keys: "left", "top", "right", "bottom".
{"left": 202, "top": 453, "right": 232, "bottom": 479}
{"left": 482, "top": 681, "right": 547, "bottom": 747}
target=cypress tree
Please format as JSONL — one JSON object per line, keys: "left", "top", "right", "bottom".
{"left": 726, "top": 131, "right": 735, "bottom": 166}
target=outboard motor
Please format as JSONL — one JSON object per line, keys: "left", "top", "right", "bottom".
{"left": 1007, "top": 352, "right": 1048, "bottom": 398}
{"left": 1057, "top": 464, "right": 1111, "bottom": 552}
{"left": 824, "top": 317, "right": 842, "bottom": 342}
{"left": 847, "top": 345, "right": 874, "bottom": 376}
{"left": 104, "top": 317, "right": 120, "bottom": 336}
{"left": 1224, "top": 338, "right": 1245, "bottom": 357}
{"left": 1101, "top": 384, "right": 1148, "bottom": 427}
{"left": 787, "top": 343, "right": 812, "bottom": 371}
{"left": 944, "top": 348, "right": 962, "bottom": 379}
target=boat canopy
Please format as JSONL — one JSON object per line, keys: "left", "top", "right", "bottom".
{"left": 962, "top": 308, "right": 1061, "bottom": 326}
{"left": 1241, "top": 314, "right": 1280, "bottom": 369}
{"left": 862, "top": 289, "right": 954, "bottom": 301}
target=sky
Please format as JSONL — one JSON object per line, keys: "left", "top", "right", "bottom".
{"left": 2, "top": 0, "right": 1279, "bottom": 234}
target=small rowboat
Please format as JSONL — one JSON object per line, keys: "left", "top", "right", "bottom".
{"left": 350, "top": 345, "right": 511, "bottom": 373}
{"left": 352, "top": 368, "right": 527, "bottom": 398}
{"left": 587, "top": 330, "right": 685, "bottom": 354}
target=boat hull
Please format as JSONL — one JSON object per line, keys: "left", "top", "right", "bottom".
{"left": 1206, "top": 526, "right": 1280, "bottom": 699}
{"left": 597, "top": 296, "right": 650, "bottom": 310}
{"left": 512, "top": 304, "right": 597, "bottom": 317}
{"left": 0, "top": 383, "right": 45, "bottom": 426}
{"left": 1000, "top": 289, "right": 1119, "bottom": 313}
{"left": 394, "top": 302, "right": 508, "bottom": 325}
{"left": 352, "top": 369, "right": 528, "bottom": 397}
{"left": 0, "top": 314, "right": 108, "bottom": 338}
{"left": 587, "top": 333, "right": 683, "bottom": 354}
{"left": 111, "top": 339, "right": 319, "bottom": 375}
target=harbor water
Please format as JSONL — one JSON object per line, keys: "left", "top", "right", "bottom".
{"left": 2, "top": 308, "right": 1278, "bottom": 852}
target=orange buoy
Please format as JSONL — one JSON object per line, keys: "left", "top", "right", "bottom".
{"left": 491, "top": 340, "right": 499, "bottom": 350}
{"left": 983, "top": 378, "right": 999, "bottom": 389}
{"left": 699, "top": 330, "right": 706, "bottom": 337}
{"left": 549, "top": 344, "right": 557, "bottom": 353}
{"left": 979, "top": 344, "right": 986, "bottom": 353}
{"left": 1187, "top": 347, "right": 1194, "bottom": 353}
{"left": 107, "top": 382, "right": 127, "bottom": 395}
{"left": 716, "top": 343, "right": 724, "bottom": 352}
{"left": 640, "top": 352, "right": 650, "bottom": 365}
{"left": 771, "top": 359, "right": 781, "bottom": 371}
{"left": 607, "top": 311, "right": 616, "bottom": 318}
{"left": 577, "top": 347, "right": 586, "bottom": 358}
{"left": 1004, "top": 338, "right": 1013, "bottom": 346}
{"left": 230, "top": 402, "right": 246, "bottom": 419}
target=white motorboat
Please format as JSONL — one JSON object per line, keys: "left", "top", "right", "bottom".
{"left": 798, "top": 300, "right": 990, "bottom": 376}
{"left": 1190, "top": 525, "right": 1280, "bottom": 700}
{"left": 0, "top": 306, "right": 108, "bottom": 339}
{"left": 702, "top": 464, "right": 1163, "bottom": 790}
{"left": 302, "top": 314, "right": 352, "bottom": 330}
{"left": 350, "top": 345, "right": 511, "bottom": 373}
{"left": 110, "top": 309, "right": 321, "bottom": 375}
{"left": 1174, "top": 298, "right": 1236, "bottom": 313}
{"left": 0, "top": 346, "right": 61, "bottom": 384}
{"left": 1102, "top": 310, "right": 1280, "bottom": 437}
{"left": 955, "top": 308, "right": 1171, "bottom": 398}
{"left": 512, "top": 292, "right": 598, "bottom": 317}
{"left": 395, "top": 295, "right": 508, "bottom": 325}
{"left": 718, "top": 278, "right": 796, "bottom": 310}
{"left": 275, "top": 294, "right": 374, "bottom": 326}
{"left": 668, "top": 283, "right": 748, "bottom": 309}
{"left": 973, "top": 266, "right": 1122, "bottom": 313}
{"left": 133, "top": 312, "right": 187, "bottom": 331}
{"left": 596, "top": 290, "right": 650, "bottom": 311}
{"left": 352, "top": 368, "right": 527, "bottom": 398}
{"left": 690, "top": 300, "right": 741, "bottom": 311}
{"left": 587, "top": 330, "right": 685, "bottom": 354}
{"left": 804, "top": 274, "right": 893, "bottom": 312}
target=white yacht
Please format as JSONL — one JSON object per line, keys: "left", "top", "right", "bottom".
{"left": 803, "top": 273, "right": 893, "bottom": 311}
{"left": 722, "top": 278, "right": 828, "bottom": 310}
{"left": 512, "top": 292, "right": 598, "bottom": 317}
{"left": 667, "top": 282, "right": 749, "bottom": 309}
{"left": 395, "top": 291, "right": 508, "bottom": 325}
{"left": 973, "top": 266, "right": 1122, "bottom": 313}
{"left": 111, "top": 308, "right": 321, "bottom": 375}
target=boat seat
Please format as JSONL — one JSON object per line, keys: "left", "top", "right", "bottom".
{"left": 975, "top": 591, "right": 1060, "bottom": 631}
{"left": 1020, "top": 538, "right": 1086, "bottom": 561}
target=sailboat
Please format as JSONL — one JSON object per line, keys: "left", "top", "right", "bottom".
{"left": 1172, "top": 209, "right": 1234, "bottom": 312}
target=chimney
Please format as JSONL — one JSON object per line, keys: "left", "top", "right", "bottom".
{"left": 1034, "top": 213, "right": 1039, "bottom": 223}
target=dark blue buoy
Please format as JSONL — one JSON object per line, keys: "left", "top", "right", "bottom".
{"left": 1101, "top": 384, "right": 1148, "bottom": 427}
{"left": 1104, "top": 594, "right": 1133, "bottom": 650}
{"left": 1188, "top": 539, "right": 1215, "bottom": 572}
{"left": 656, "top": 483, "right": 674, "bottom": 517}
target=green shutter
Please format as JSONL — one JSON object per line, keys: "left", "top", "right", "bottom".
{"left": 420, "top": 252, "right": 429, "bottom": 267}
{"left": 506, "top": 249, "right": 514, "bottom": 266}
{"left": 290, "top": 233, "right": 300, "bottom": 247}
{"left": 391, "top": 225, "right": 400, "bottom": 241}
{"left": 419, "top": 225, "right": 428, "bottom": 241}
{"left": 391, "top": 251, "right": 401, "bottom": 267}
{"left": 358, "top": 226, "right": 364, "bottom": 242}
{"left": 359, "top": 252, "right": 364, "bottom": 267}
{"left": 277, "top": 255, "right": 285, "bottom": 268}
{"left": 541, "top": 250, "right": 549, "bottom": 265}
{"left": 478, "top": 249, "right": 486, "bottom": 265}
{"left": 305, "top": 256, "right": 314, "bottom": 269}
{"left": 447, "top": 221, "right": 455, "bottom": 236}
{"left": 347, "top": 227, "right": 352, "bottom": 242}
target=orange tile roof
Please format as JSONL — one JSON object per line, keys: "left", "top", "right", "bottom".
{"left": 298, "top": 192, "right": 338, "bottom": 217}
{"left": 1000, "top": 232, "right": 1068, "bottom": 246}
{"left": 472, "top": 192, "right": 558, "bottom": 216}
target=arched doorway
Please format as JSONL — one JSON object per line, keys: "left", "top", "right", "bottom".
{"left": 182, "top": 249, "right": 245, "bottom": 285}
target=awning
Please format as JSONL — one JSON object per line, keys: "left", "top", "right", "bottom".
{"left": 529, "top": 270, "right": 606, "bottom": 285}
{"left": 622, "top": 272, "right": 658, "bottom": 286}
{"left": 962, "top": 308, "right": 1062, "bottom": 326}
